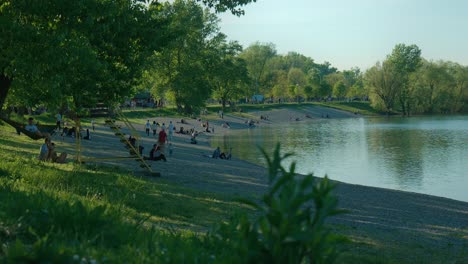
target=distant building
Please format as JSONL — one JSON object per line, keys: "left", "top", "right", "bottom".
{"left": 124, "top": 91, "right": 156, "bottom": 108}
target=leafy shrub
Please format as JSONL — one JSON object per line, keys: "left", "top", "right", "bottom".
{"left": 212, "top": 144, "right": 347, "bottom": 264}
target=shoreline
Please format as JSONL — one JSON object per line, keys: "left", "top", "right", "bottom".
{"left": 20, "top": 105, "right": 467, "bottom": 256}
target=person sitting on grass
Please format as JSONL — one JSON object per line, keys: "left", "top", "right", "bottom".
{"left": 149, "top": 144, "right": 167, "bottom": 162}
{"left": 39, "top": 138, "right": 50, "bottom": 161}
{"left": 25, "top": 117, "right": 50, "bottom": 138}
{"left": 47, "top": 142, "right": 67, "bottom": 163}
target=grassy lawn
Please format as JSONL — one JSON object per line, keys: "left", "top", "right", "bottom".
{"left": 312, "top": 101, "right": 385, "bottom": 116}
{"left": 207, "top": 101, "right": 385, "bottom": 117}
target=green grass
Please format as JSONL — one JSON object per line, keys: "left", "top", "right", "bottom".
{"left": 312, "top": 101, "right": 385, "bottom": 116}
{"left": 207, "top": 101, "right": 384, "bottom": 117}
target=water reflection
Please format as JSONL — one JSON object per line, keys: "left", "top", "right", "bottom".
{"left": 211, "top": 116, "right": 468, "bottom": 202}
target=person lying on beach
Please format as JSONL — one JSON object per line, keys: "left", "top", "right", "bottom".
{"left": 148, "top": 144, "right": 167, "bottom": 162}
{"left": 25, "top": 117, "right": 50, "bottom": 138}
{"left": 222, "top": 122, "right": 231, "bottom": 128}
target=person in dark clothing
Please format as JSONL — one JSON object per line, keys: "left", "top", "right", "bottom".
{"left": 149, "top": 144, "right": 167, "bottom": 162}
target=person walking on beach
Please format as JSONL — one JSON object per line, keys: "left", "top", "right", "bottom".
{"left": 145, "top": 120, "right": 150, "bottom": 136}
{"left": 151, "top": 121, "right": 158, "bottom": 137}
{"left": 158, "top": 128, "right": 167, "bottom": 154}
{"left": 168, "top": 121, "right": 174, "bottom": 142}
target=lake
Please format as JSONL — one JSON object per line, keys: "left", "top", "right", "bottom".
{"left": 211, "top": 116, "right": 468, "bottom": 202}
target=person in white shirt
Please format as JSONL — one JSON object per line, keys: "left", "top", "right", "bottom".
{"left": 25, "top": 117, "right": 50, "bottom": 138}
{"left": 39, "top": 138, "right": 50, "bottom": 161}
{"left": 145, "top": 120, "right": 150, "bottom": 136}
{"left": 151, "top": 121, "right": 158, "bottom": 137}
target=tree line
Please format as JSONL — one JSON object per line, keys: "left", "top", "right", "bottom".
{"left": 1, "top": 0, "right": 467, "bottom": 115}
{"left": 0, "top": 0, "right": 254, "bottom": 115}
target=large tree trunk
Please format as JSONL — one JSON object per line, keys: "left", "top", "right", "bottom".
{"left": 0, "top": 73, "right": 12, "bottom": 113}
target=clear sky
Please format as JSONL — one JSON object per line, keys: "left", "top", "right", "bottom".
{"left": 218, "top": 0, "right": 468, "bottom": 71}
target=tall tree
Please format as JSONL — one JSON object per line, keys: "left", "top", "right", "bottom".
{"left": 449, "top": 63, "right": 468, "bottom": 112}
{"left": 240, "top": 42, "right": 276, "bottom": 95}
{"left": 411, "top": 60, "right": 454, "bottom": 113}
{"left": 210, "top": 42, "right": 249, "bottom": 110}
{"left": 365, "top": 61, "right": 400, "bottom": 114}
{"left": 332, "top": 81, "right": 347, "bottom": 99}
{"left": 386, "top": 44, "right": 422, "bottom": 115}
{"left": 146, "top": 0, "right": 223, "bottom": 113}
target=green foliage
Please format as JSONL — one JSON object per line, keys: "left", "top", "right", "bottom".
{"left": 240, "top": 42, "right": 277, "bottom": 95}
{"left": 365, "top": 61, "right": 400, "bottom": 113}
{"left": 144, "top": 0, "right": 225, "bottom": 113}
{"left": 365, "top": 44, "right": 468, "bottom": 115}
{"left": 197, "top": 0, "right": 257, "bottom": 16}
{"left": 313, "top": 101, "right": 384, "bottom": 116}
{"left": 213, "top": 144, "right": 347, "bottom": 263}
{"left": 210, "top": 42, "right": 250, "bottom": 109}
{"left": 332, "top": 81, "right": 347, "bottom": 98}
{"left": 1, "top": 0, "right": 166, "bottom": 112}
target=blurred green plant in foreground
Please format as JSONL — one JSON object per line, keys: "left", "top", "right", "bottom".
{"left": 213, "top": 143, "right": 348, "bottom": 264}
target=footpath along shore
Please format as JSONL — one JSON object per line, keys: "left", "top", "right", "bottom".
{"left": 50, "top": 105, "right": 467, "bottom": 260}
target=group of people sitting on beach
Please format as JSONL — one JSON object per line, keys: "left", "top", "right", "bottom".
{"left": 127, "top": 129, "right": 172, "bottom": 162}
{"left": 176, "top": 126, "right": 195, "bottom": 135}
{"left": 245, "top": 119, "right": 257, "bottom": 127}
{"left": 39, "top": 138, "right": 67, "bottom": 163}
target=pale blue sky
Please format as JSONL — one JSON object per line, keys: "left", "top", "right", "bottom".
{"left": 218, "top": 0, "right": 468, "bottom": 71}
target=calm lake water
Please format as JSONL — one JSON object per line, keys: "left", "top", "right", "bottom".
{"left": 211, "top": 116, "right": 468, "bottom": 202}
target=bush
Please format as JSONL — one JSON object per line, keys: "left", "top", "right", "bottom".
{"left": 212, "top": 144, "right": 347, "bottom": 264}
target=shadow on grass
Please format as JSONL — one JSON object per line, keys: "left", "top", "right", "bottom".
{"left": 0, "top": 182, "right": 222, "bottom": 263}
{"left": 0, "top": 147, "right": 245, "bottom": 232}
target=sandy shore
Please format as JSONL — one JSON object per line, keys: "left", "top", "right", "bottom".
{"left": 48, "top": 105, "right": 467, "bottom": 257}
